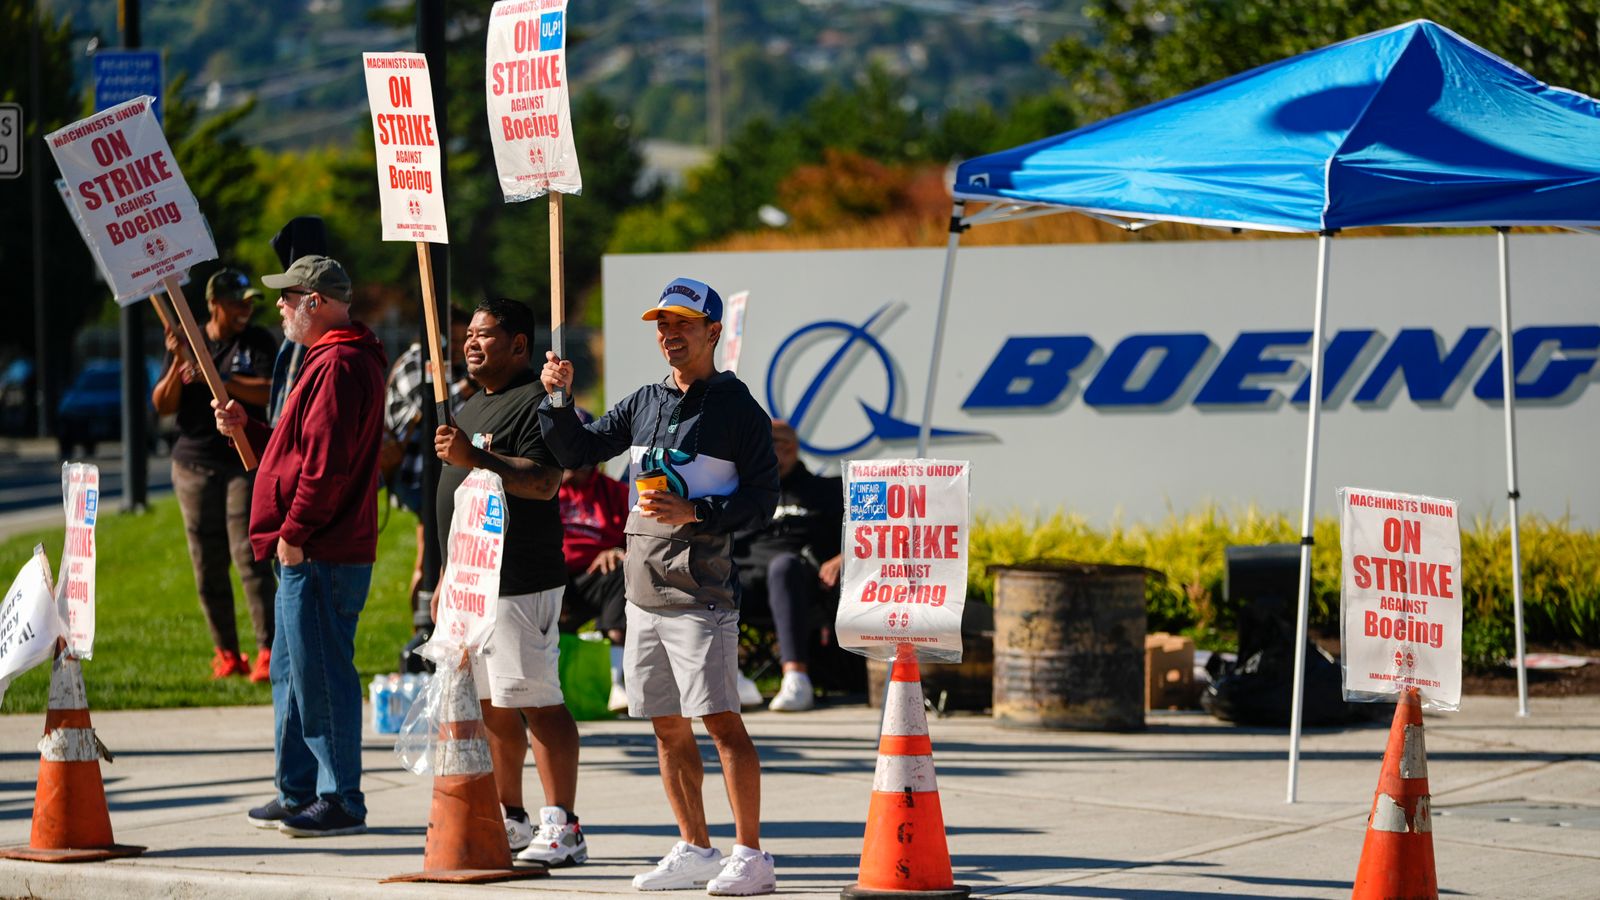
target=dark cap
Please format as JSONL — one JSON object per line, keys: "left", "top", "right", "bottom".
{"left": 206, "top": 269, "right": 250, "bottom": 302}
{"left": 261, "top": 255, "right": 352, "bottom": 303}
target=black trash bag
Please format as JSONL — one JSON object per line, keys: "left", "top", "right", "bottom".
{"left": 1201, "top": 594, "right": 1353, "bottom": 726}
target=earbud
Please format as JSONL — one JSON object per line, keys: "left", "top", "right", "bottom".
{"left": 307, "top": 296, "right": 318, "bottom": 311}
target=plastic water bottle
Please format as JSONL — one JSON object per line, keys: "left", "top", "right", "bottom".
{"left": 369, "top": 675, "right": 390, "bottom": 733}
{"left": 384, "top": 673, "right": 404, "bottom": 733}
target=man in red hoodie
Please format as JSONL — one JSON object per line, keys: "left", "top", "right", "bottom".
{"left": 213, "top": 255, "right": 387, "bottom": 838}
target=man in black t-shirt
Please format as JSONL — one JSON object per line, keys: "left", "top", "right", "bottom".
{"left": 152, "top": 268, "right": 280, "bottom": 682}
{"left": 733, "top": 419, "right": 844, "bottom": 712}
{"left": 432, "top": 298, "right": 587, "bottom": 867}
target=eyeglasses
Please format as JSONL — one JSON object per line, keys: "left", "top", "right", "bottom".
{"left": 279, "top": 288, "right": 316, "bottom": 307}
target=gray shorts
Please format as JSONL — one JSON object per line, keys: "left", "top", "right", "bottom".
{"left": 624, "top": 603, "right": 741, "bottom": 719}
{"left": 471, "top": 587, "right": 565, "bottom": 709}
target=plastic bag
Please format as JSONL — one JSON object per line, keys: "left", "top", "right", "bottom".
{"left": 394, "top": 640, "right": 478, "bottom": 776}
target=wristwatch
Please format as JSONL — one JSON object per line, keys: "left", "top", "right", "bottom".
{"left": 692, "top": 499, "right": 709, "bottom": 524}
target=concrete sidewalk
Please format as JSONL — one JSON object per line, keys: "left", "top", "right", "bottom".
{"left": 2, "top": 696, "right": 1597, "bottom": 898}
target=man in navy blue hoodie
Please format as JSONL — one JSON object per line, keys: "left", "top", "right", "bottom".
{"left": 539, "top": 277, "right": 780, "bottom": 895}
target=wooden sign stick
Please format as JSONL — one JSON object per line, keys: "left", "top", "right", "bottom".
{"left": 415, "top": 242, "right": 451, "bottom": 426}
{"left": 147, "top": 292, "right": 197, "bottom": 370}
{"left": 548, "top": 191, "right": 568, "bottom": 407}
{"left": 161, "top": 277, "right": 257, "bottom": 469}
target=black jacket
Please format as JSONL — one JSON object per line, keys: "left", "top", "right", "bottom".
{"left": 539, "top": 371, "right": 779, "bottom": 611}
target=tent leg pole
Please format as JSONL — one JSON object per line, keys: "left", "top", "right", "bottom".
{"left": 917, "top": 201, "right": 966, "bottom": 458}
{"left": 1287, "top": 232, "right": 1332, "bottom": 804}
{"left": 1496, "top": 227, "right": 1529, "bottom": 717}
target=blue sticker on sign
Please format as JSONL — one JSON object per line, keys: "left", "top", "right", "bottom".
{"left": 83, "top": 489, "right": 98, "bottom": 525}
{"left": 483, "top": 495, "right": 504, "bottom": 534}
{"left": 539, "top": 12, "right": 564, "bottom": 51}
{"left": 850, "top": 482, "right": 887, "bottom": 521}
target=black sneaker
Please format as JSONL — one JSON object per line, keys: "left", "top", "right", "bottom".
{"left": 247, "top": 797, "right": 309, "bottom": 829}
{"left": 277, "top": 798, "right": 367, "bottom": 838}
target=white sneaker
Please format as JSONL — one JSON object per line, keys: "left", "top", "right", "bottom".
{"left": 633, "top": 841, "right": 725, "bottom": 890}
{"left": 504, "top": 814, "right": 533, "bottom": 852}
{"left": 608, "top": 683, "right": 630, "bottom": 714}
{"left": 706, "top": 845, "right": 777, "bottom": 896}
{"left": 768, "top": 671, "right": 815, "bottom": 712}
{"left": 517, "top": 806, "right": 588, "bottom": 867}
{"left": 736, "top": 674, "right": 762, "bottom": 708}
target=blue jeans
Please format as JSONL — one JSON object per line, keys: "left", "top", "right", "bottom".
{"left": 272, "top": 559, "right": 371, "bottom": 819}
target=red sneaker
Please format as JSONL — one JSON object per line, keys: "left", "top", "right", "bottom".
{"left": 249, "top": 648, "right": 272, "bottom": 683}
{"left": 211, "top": 648, "right": 250, "bottom": 679}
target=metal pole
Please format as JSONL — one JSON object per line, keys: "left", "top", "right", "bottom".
{"left": 1495, "top": 227, "right": 1529, "bottom": 717}
{"left": 917, "top": 201, "right": 966, "bottom": 458}
{"left": 1286, "top": 231, "right": 1332, "bottom": 803}
{"left": 29, "top": 0, "right": 51, "bottom": 438}
{"left": 415, "top": 0, "right": 448, "bottom": 621}
{"left": 117, "top": 0, "right": 147, "bottom": 510}
{"left": 705, "top": 0, "right": 723, "bottom": 150}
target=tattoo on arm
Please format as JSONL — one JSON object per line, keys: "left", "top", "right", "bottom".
{"left": 479, "top": 449, "right": 562, "bottom": 500}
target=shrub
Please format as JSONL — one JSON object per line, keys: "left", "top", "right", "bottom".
{"left": 968, "top": 508, "right": 1600, "bottom": 651}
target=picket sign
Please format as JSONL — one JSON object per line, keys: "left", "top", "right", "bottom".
{"left": 721, "top": 291, "right": 749, "bottom": 374}
{"left": 0, "top": 547, "right": 60, "bottom": 708}
{"left": 362, "top": 52, "right": 452, "bottom": 425}
{"left": 58, "top": 464, "right": 100, "bottom": 659}
{"left": 47, "top": 98, "right": 251, "bottom": 468}
{"left": 1339, "top": 487, "right": 1463, "bottom": 711}
{"left": 836, "top": 459, "right": 970, "bottom": 663}
{"left": 46, "top": 96, "right": 215, "bottom": 303}
{"left": 484, "top": 0, "right": 582, "bottom": 405}
{"left": 422, "top": 469, "right": 508, "bottom": 660}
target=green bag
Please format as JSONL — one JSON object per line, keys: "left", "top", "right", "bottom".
{"left": 558, "top": 633, "right": 614, "bottom": 721}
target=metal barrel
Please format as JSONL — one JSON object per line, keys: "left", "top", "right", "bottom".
{"left": 991, "top": 562, "right": 1149, "bottom": 731}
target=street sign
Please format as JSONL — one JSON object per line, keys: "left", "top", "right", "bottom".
{"left": 93, "top": 50, "right": 164, "bottom": 123}
{"left": 0, "top": 104, "right": 20, "bottom": 179}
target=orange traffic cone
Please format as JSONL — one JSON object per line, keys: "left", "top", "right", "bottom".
{"left": 1351, "top": 687, "right": 1437, "bottom": 900}
{"left": 0, "top": 655, "right": 144, "bottom": 863}
{"left": 842, "top": 643, "right": 970, "bottom": 900}
{"left": 383, "top": 655, "right": 546, "bottom": 884}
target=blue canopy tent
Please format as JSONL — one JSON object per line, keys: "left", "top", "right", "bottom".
{"left": 922, "top": 20, "right": 1600, "bottom": 800}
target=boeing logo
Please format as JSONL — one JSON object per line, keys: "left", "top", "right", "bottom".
{"left": 767, "top": 315, "right": 1599, "bottom": 456}
{"left": 765, "top": 304, "right": 985, "bottom": 457}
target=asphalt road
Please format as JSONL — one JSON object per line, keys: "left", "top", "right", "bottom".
{"left": 0, "top": 438, "right": 171, "bottom": 527}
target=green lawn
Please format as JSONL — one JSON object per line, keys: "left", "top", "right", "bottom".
{"left": 0, "top": 493, "right": 419, "bottom": 714}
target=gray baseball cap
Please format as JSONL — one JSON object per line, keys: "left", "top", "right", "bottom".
{"left": 262, "top": 254, "right": 351, "bottom": 303}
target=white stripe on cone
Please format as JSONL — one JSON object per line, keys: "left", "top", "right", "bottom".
{"left": 873, "top": 753, "right": 938, "bottom": 793}
{"left": 38, "top": 727, "right": 104, "bottom": 763}
{"left": 883, "top": 681, "right": 929, "bottom": 736}
{"left": 48, "top": 658, "right": 88, "bottom": 710}
{"left": 433, "top": 737, "right": 493, "bottom": 777}
{"left": 1399, "top": 724, "right": 1428, "bottom": 779}
{"left": 1370, "top": 793, "right": 1432, "bottom": 834}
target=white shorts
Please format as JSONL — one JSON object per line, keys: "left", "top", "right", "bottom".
{"left": 624, "top": 603, "right": 741, "bottom": 719}
{"left": 471, "top": 587, "right": 565, "bottom": 709}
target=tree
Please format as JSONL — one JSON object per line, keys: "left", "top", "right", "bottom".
{"left": 1047, "top": 0, "right": 1600, "bottom": 122}
{"left": 0, "top": 2, "right": 100, "bottom": 420}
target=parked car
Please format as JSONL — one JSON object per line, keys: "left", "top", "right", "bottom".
{"left": 56, "top": 358, "right": 163, "bottom": 458}
{"left": 0, "top": 358, "right": 35, "bottom": 436}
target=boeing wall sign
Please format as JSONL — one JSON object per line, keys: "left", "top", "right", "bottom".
{"left": 604, "top": 235, "right": 1600, "bottom": 526}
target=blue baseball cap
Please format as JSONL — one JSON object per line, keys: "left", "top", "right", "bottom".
{"left": 641, "top": 277, "right": 723, "bottom": 323}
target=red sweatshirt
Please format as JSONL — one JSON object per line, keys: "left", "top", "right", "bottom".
{"left": 558, "top": 470, "right": 629, "bottom": 575}
{"left": 246, "top": 323, "right": 388, "bottom": 564}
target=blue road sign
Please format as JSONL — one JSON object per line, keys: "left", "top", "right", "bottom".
{"left": 93, "top": 50, "right": 164, "bottom": 124}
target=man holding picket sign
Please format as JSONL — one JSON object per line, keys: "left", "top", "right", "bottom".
{"left": 540, "top": 278, "right": 782, "bottom": 895}
{"left": 214, "top": 255, "right": 388, "bottom": 838}
{"left": 431, "top": 298, "right": 589, "bottom": 866}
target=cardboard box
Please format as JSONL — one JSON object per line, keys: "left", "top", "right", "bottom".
{"left": 1145, "top": 632, "right": 1195, "bottom": 710}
